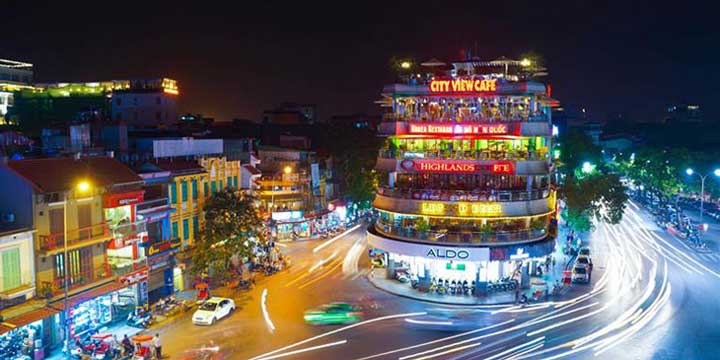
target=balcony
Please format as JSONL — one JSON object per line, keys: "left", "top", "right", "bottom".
{"left": 372, "top": 192, "right": 555, "bottom": 218}
{"left": 37, "top": 222, "right": 112, "bottom": 254}
{"left": 379, "top": 148, "right": 548, "bottom": 162}
{"left": 378, "top": 120, "right": 550, "bottom": 137}
{"left": 374, "top": 222, "right": 547, "bottom": 245}
{"left": 0, "top": 271, "right": 35, "bottom": 300}
{"left": 382, "top": 112, "right": 549, "bottom": 124}
{"left": 110, "top": 220, "right": 148, "bottom": 246}
{"left": 376, "top": 186, "right": 551, "bottom": 202}
{"left": 110, "top": 259, "right": 149, "bottom": 277}
{"left": 41, "top": 262, "right": 113, "bottom": 297}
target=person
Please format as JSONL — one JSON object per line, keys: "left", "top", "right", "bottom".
{"left": 122, "top": 334, "right": 132, "bottom": 356}
{"left": 154, "top": 333, "right": 162, "bottom": 358}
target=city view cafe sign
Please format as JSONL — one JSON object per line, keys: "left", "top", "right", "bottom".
{"left": 400, "top": 159, "right": 515, "bottom": 175}
{"left": 429, "top": 78, "right": 498, "bottom": 93}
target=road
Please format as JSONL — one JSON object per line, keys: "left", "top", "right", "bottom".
{"left": 152, "top": 202, "right": 720, "bottom": 360}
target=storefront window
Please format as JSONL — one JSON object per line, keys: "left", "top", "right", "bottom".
{"left": 70, "top": 286, "right": 137, "bottom": 338}
{"left": 105, "top": 206, "right": 131, "bottom": 229}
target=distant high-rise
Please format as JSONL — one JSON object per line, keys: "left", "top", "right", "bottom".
{"left": 0, "top": 58, "right": 34, "bottom": 124}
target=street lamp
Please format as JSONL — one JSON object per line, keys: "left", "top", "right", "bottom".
{"left": 64, "top": 180, "right": 92, "bottom": 359}
{"left": 400, "top": 61, "right": 412, "bottom": 69}
{"left": 685, "top": 168, "right": 720, "bottom": 223}
{"left": 269, "top": 166, "right": 293, "bottom": 213}
{"left": 581, "top": 161, "right": 594, "bottom": 174}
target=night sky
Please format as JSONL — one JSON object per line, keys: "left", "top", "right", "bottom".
{"left": 4, "top": 1, "right": 718, "bottom": 124}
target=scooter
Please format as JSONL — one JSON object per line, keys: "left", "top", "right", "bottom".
{"left": 127, "top": 310, "right": 152, "bottom": 328}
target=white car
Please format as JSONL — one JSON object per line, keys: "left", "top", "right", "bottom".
{"left": 572, "top": 264, "right": 590, "bottom": 283}
{"left": 193, "top": 297, "right": 235, "bottom": 325}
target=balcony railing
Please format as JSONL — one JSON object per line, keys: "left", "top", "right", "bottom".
{"left": 0, "top": 270, "right": 34, "bottom": 299}
{"left": 375, "top": 222, "right": 547, "bottom": 245}
{"left": 110, "top": 259, "right": 149, "bottom": 277}
{"left": 383, "top": 113, "right": 549, "bottom": 123}
{"left": 110, "top": 220, "right": 148, "bottom": 245}
{"left": 379, "top": 149, "right": 548, "bottom": 162}
{"left": 42, "top": 262, "right": 113, "bottom": 296}
{"left": 38, "top": 222, "right": 111, "bottom": 252}
{"left": 376, "top": 186, "right": 550, "bottom": 202}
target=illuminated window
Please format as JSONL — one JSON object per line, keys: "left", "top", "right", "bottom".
{"left": 172, "top": 221, "right": 178, "bottom": 238}
{"left": 192, "top": 180, "right": 198, "bottom": 199}
{"left": 181, "top": 181, "right": 188, "bottom": 202}
{"left": 170, "top": 183, "right": 177, "bottom": 204}
{"left": 183, "top": 219, "right": 189, "bottom": 240}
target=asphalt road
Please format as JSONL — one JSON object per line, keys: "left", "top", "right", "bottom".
{"left": 151, "top": 203, "right": 720, "bottom": 360}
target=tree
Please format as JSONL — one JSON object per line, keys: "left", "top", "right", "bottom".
{"left": 191, "top": 189, "right": 267, "bottom": 279}
{"left": 556, "top": 131, "right": 628, "bottom": 232}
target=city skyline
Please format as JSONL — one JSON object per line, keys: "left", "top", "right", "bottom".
{"left": 3, "top": 1, "right": 717, "bottom": 123}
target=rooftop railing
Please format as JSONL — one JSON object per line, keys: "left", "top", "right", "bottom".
{"left": 376, "top": 186, "right": 550, "bottom": 202}
{"left": 375, "top": 221, "right": 547, "bottom": 245}
{"left": 379, "top": 149, "right": 548, "bottom": 162}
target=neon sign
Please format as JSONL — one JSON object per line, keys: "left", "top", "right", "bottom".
{"left": 401, "top": 160, "right": 515, "bottom": 175}
{"left": 408, "top": 123, "right": 509, "bottom": 135}
{"left": 420, "top": 202, "right": 445, "bottom": 215}
{"left": 429, "top": 79, "right": 497, "bottom": 93}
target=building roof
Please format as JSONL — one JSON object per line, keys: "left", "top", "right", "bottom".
{"left": 6, "top": 157, "right": 142, "bottom": 193}
{"left": 242, "top": 164, "right": 262, "bottom": 175}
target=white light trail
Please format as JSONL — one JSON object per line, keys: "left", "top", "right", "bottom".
{"left": 313, "top": 224, "right": 362, "bottom": 253}
{"left": 248, "top": 312, "right": 427, "bottom": 360}
{"left": 256, "top": 340, "right": 348, "bottom": 360}
{"left": 261, "top": 288, "right": 275, "bottom": 333}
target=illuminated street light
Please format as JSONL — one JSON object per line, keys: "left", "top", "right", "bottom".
{"left": 76, "top": 180, "right": 91, "bottom": 192}
{"left": 283, "top": 166, "right": 293, "bottom": 174}
{"left": 400, "top": 61, "right": 412, "bottom": 69}
{"left": 686, "top": 168, "right": 694, "bottom": 176}
{"left": 685, "top": 168, "right": 720, "bottom": 223}
{"left": 520, "top": 58, "right": 532, "bottom": 67}
{"left": 582, "top": 162, "right": 594, "bottom": 174}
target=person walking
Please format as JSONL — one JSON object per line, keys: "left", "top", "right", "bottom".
{"left": 153, "top": 333, "right": 162, "bottom": 359}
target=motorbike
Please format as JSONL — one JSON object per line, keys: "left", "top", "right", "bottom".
{"left": 127, "top": 309, "right": 153, "bottom": 328}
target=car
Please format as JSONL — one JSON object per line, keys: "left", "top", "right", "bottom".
{"left": 192, "top": 297, "right": 235, "bottom": 325}
{"left": 572, "top": 264, "right": 590, "bottom": 283}
{"left": 575, "top": 255, "right": 592, "bottom": 267}
{"left": 578, "top": 247, "right": 591, "bottom": 257}
{"left": 304, "top": 302, "right": 363, "bottom": 325}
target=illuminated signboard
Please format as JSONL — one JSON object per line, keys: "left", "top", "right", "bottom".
{"left": 401, "top": 159, "right": 515, "bottom": 175}
{"left": 408, "top": 123, "right": 509, "bottom": 135}
{"left": 420, "top": 202, "right": 445, "bottom": 215}
{"left": 429, "top": 78, "right": 497, "bottom": 93}
{"left": 421, "top": 202, "right": 503, "bottom": 217}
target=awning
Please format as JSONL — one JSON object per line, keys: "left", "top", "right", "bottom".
{"left": 64, "top": 281, "right": 128, "bottom": 308}
{"left": 0, "top": 307, "right": 60, "bottom": 335}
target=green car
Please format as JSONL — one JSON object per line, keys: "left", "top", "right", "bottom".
{"left": 303, "top": 302, "right": 363, "bottom": 325}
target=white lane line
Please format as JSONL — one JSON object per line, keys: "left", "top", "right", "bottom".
{"left": 248, "top": 312, "right": 426, "bottom": 360}
{"left": 261, "top": 288, "right": 276, "bottom": 333}
{"left": 313, "top": 224, "right": 363, "bottom": 253}
{"left": 256, "top": 340, "right": 348, "bottom": 360}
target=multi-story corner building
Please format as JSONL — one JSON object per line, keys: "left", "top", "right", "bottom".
{"left": 111, "top": 78, "right": 179, "bottom": 128}
{"left": 368, "top": 58, "right": 558, "bottom": 298}
{"left": 0, "top": 157, "right": 149, "bottom": 346}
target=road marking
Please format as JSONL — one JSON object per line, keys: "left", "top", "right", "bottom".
{"left": 298, "top": 259, "right": 343, "bottom": 290}
{"left": 313, "top": 224, "right": 362, "bottom": 253}
{"left": 248, "top": 312, "right": 426, "bottom": 360}
{"left": 261, "top": 288, "right": 276, "bottom": 334}
{"left": 256, "top": 340, "right": 348, "bottom": 360}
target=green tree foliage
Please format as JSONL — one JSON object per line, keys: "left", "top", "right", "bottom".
{"left": 621, "top": 147, "right": 690, "bottom": 201}
{"left": 191, "top": 189, "right": 267, "bottom": 279}
{"left": 557, "top": 131, "right": 628, "bottom": 232}
{"left": 321, "top": 122, "right": 382, "bottom": 208}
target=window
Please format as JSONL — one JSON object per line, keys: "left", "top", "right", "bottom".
{"left": 193, "top": 216, "right": 199, "bottom": 236}
{"left": 192, "top": 180, "right": 198, "bottom": 199}
{"left": 181, "top": 181, "right": 188, "bottom": 202}
{"left": 234, "top": 176, "right": 238, "bottom": 189}
{"left": 227, "top": 176, "right": 232, "bottom": 189}
{"left": 211, "top": 181, "right": 217, "bottom": 194}
{"left": 170, "top": 183, "right": 177, "bottom": 204}
{"left": 1, "top": 249, "right": 21, "bottom": 291}
{"left": 219, "top": 180, "right": 223, "bottom": 190}
{"left": 204, "top": 182, "right": 209, "bottom": 197}
{"left": 172, "top": 221, "right": 179, "bottom": 238}
{"left": 182, "top": 219, "right": 189, "bottom": 240}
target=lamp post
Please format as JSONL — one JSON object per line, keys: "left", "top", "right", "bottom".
{"left": 685, "top": 168, "right": 720, "bottom": 224}
{"left": 64, "top": 180, "right": 91, "bottom": 359}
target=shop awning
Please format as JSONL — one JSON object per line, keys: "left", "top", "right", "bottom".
{"left": 0, "top": 307, "right": 60, "bottom": 335}
{"left": 65, "top": 281, "right": 128, "bottom": 308}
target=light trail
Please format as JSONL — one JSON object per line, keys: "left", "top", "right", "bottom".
{"left": 256, "top": 340, "right": 348, "bottom": 360}
{"left": 342, "top": 237, "right": 366, "bottom": 275}
{"left": 261, "top": 288, "right": 276, "bottom": 333}
{"left": 297, "top": 258, "right": 344, "bottom": 290}
{"left": 350, "top": 320, "right": 515, "bottom": 360}
{"left": 313, "top": 224, "right": 362, "bottom": 253}
{"left": 308, "top": 251, "right": 339, "bottom": 273}
{"left": 411, "top": 341, "right": 484, "bottom": 360}
{"left": 248, "top": 312, "right": 427, "bottom": 360}
{"left": 481, "top": 337, "right": 545, "bottom": 360}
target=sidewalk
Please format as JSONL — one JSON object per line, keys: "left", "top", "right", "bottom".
{"left": 368, "top": 232, "right": 593, "bottom": 306}
{"left": 45, "top": 323, "right": 143, "bottom": 360}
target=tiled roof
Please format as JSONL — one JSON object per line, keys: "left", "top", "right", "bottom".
{"left": 242, "top": 164, "right": 262, "bottom": 175}
{"left": 6, "top": 157, "right": 142, "bottom": 193}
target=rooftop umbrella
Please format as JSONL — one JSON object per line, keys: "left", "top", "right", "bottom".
{"left": 131, "top": 334, "right": 154, "bottom": 343}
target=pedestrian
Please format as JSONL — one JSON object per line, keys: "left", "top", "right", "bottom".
{"left": 514, "top": 288, "right": 520, "bottom": 303}
{"left": 551, "top": 256, "right": 556, "bottom": 267}
{"left": 154, "top": 333, "right": 162, "bottom": 358}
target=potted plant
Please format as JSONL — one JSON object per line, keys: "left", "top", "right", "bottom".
{"left": 40, "top": 283, "right": 53, "bottom": 299}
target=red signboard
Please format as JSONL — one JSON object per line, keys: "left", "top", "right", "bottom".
{"left": 429, "top": 78, "right": 497, "bottom": 93}
{"left": 104, "top": 190, "right": 145, "bottom": 208}
{"left": 401, "top": 160, "right": 515, "bottom": 174}
{"left": 118, "top": 269, "right": 149, "bottom": 286}
{"left": 407, "top": 123, "right": 517, "bottom": 136}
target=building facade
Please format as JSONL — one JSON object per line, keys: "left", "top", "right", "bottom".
{"left": 368, "top": 58, "right": 558, "bottom": 298}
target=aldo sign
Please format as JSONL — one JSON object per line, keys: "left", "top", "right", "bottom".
{"left": 426, "top": 248, "right": 470, "bottom": 260}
